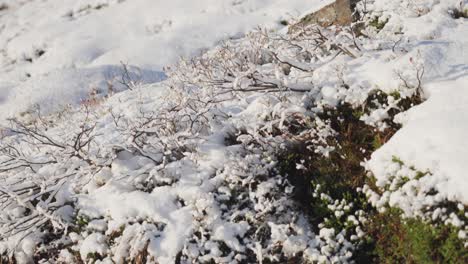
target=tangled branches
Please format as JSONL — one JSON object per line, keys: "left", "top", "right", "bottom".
{"left": 168, "top": 25, "right": 362, "bottom": 96}
{"left": 0, "top": 107, "right": 105, "bottom": 258}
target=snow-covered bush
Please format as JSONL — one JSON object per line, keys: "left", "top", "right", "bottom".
{"left": 1, "top": 0, "right": 467, "bottom": 262}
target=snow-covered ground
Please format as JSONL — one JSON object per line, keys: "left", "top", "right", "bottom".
{"left": 0, "top": 0, "right": 331, "bottom": 123}
{"left": 0, "top": 0, "right": 467, "bottom": 263}
{"left": 363, "top": 0, "right": 468, "bottom": 210}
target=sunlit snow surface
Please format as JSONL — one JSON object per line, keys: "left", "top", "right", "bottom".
{"left": 0, "top": 0, "right": 330, "bottom": 122}
{"left": 0, "top": 0, "right": 467, "bottom": 262}
{"left": 363, "top": 0, "right": 468, "bottom": 205}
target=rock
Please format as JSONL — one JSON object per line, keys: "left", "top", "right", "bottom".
{"left": 291, "top": 0, "right": 357, "bottom": 30}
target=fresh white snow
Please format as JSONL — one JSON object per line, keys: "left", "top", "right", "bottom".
{"left": 365, "top": 0, "right": 468, "bottom": 205}
{"left": 0, "top": 0, "right": 467, "bottom": 263}
{"left": 0, "top": 0, "right": 330, "bottom": 123}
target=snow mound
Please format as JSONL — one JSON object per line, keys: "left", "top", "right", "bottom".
{"left": 365, "top": 0, "right": 468, "bottom": 205}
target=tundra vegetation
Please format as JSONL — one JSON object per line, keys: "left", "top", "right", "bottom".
{"left": 0, "top": 0, "right": 467, "bottom": 263}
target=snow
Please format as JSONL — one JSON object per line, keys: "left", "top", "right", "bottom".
{"left": 80, "top": 233, "right": 109, "bottom": 261}
{"left": 0, "top": 0, "right": 467, "bottom": 262}
{"left": 369, "top": 75, "right": 468, "bottom": 202}
{"left": 0, "top": 0, "right": 329, "bottom": 123}
{"left": 365, "top": 0, "right": 468, "bottom": 205}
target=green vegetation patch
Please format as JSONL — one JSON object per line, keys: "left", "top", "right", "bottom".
{"left": 361, "top": 208, "right": 468, "bottom": 263}
{"left": 368, "top": 16, "right": 389, "bottom": 31}
{"left": 275, "top": 86, "right": 466, "bottom": 262}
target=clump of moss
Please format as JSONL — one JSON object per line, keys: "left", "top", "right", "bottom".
{"left": 363, "top": 88, "right": 423, "bottom": 130}
{"left": 449, "top": 4, "right": 468, "bottom": 19}
{"left": 361, "top": 208, "right": 468, "bottom": 263}
{"left": 280, "top": 101, "right": 394, "bottom": 202}
{"left": 368, "top": 16, "right": 389, "bottom": 31}
{"left": 278, "top": 102, "right": 387, "bottom": 236}
{"left": 279, "top": 19, "right": 289, "bottom": 26}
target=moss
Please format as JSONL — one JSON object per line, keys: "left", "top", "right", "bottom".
{"left": 415, "top": 170, "right": 428, "bottom": 180}
{"left": 449, "top": 6, "right": 468, "bottom": 19}
{"left": 364, "top": 88, "right": 423, "bottom": 131}
{"left": 86, "top": 252, "right": 105, "bottom": 262}
{"left": 389, "top": 90, "right": 401, "bottom": 100}
{"left": 396, "top": 93, "right": 423, "bottom": 113}
{"left": 76, "top": 215, "right": 90, "bottom": 228}
{"left": 276, "top": 87, "right": 434, "bottom": 261}
{"left": 386, "top": 157, "right": 431, "bottom": 189}
{"left": 279, "top": 19, "right": 289, "bottom": 26}
{"left": 362, "top": 209, "right": 468, "bottom": 263}
{"left": 369, "top": 17, "right": 388, "bottom": 31}
{"left": 391, "top": 155, "right": 404, "bottom": 166}
{"left": 278, "top": 103, "right": 383, "bottom": 231}
{"left": 372, "top": 134, "right": 384, "bottom": 150}
{"left": 352, "top": 108, "right": 365, "bottom": 119}
{"left": 109, "top": 225, "right": 126, "bottom": 245}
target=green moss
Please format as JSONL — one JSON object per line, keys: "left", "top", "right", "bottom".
{"left": 362, "top": 209, "right": 468, "bottom": 263}
{"left": 391, "top": 155, "right": 404, "bottom": 166}
{"left": 76, "top": 215, "right": 89, "bottom": 228}
{"left": 389, "top": 90, "right": 401, "bottom": 100}
{"left": 278, "top": 103, "right": 381, "bottom": 231}
{"left": 86, "top": 252, "right": 105, "bottom": 262}
{"left": 450, "top": 6, "right": 468, "bottom": 19}
{"left": 386, "top": 157, "right": 431, "bottom": 189}
{"left": 275, "top": 86, "right": 439, "bottom": 262}
{"left": 108, "top": 225, "right": 126, "bottom": 245}
{"left": 279, "top": 19, "right": 289, "bottom": 26}
{"left": 369, "top": 17, "right": 388, "bottom": 31}
{"left": 415, "top": 170, "right": 428, "bottom": 180}
{"left": 372, "top": 134, "right": 383, "bottom": 150}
